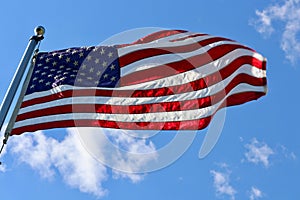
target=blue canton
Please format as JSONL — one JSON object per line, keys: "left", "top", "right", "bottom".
{"left": 27, "top": 46, "right": 120, "bottom": 95}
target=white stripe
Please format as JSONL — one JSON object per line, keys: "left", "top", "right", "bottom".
{"left": 118, "top": 34, "right": 215, "bottom": 57}
{"left": 23, "top": 49, "right": 265, "bottom": 102}
{"left": 14, "top": 84, "right": 266, "bottom": 128}
{"left": 18, "top": 65, "right": 265, "bottom": 115}
{"left": 121, "top": 40, "right": 242, "bottom": 76}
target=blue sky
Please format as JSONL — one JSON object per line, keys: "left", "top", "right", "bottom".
{"left": 0, "top": 0, "right": 299, "bottom": 200}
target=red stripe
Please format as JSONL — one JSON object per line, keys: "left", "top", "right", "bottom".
{"left": 119, "top": 37, "right": 238, "bottom": 68}
{"left": 11, "top": 91, "right": 265, "bottom": 135}
{"left": 11, "top": 117, "right": 212, "bottom": 135}
{"left": 117, "top": 30, "right": 188, "bottom": 48}
{"left": 16, "top": 73, "right": 265, "bottom": 122}
{"left": 20, "top": 55, "right": 265, "bottom": 109}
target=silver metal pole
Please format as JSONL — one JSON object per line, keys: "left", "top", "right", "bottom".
{"left": 0, "top": 26, "right": 45, "bottom": 159}
{"left": 0, "top": 26, "right": 45, "bottom": 133}
{"left": 4, "top": 59, "right": 37, "bottom": 136}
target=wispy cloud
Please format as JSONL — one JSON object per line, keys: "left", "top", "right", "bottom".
{"left": 243, "top": 138, "right": 274, "bottom": 168}
{"left": 279, "top": 144, "right": 297, "bottom": 160}
{"left": 251, "top": 0, "right": 300, "bottom": 64}
{"left": 8, "top": 128, "right": 157, "bottom": 198}
{"left": 210, "top": 164, "right": 236, "bottom": 200}
{"left": 242, "top": 137, "right": 297, "bottom": 169}
{"left": 249, "top": 186, "right": 263, "bottom": 200}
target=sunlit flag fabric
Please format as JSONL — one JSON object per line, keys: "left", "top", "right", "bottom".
{"left": 11, "top": 30, "right": 267, "bottom": 135}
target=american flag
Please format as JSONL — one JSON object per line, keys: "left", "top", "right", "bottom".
{"left": 11, "top": 30, "right": 267, "bottom": 135}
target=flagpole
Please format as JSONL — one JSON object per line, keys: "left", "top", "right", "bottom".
{"left": 0, "top": 26, "right": 45, "bottom": 159}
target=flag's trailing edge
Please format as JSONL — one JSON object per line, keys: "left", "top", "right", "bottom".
{"left": 11, "top": 30, "right": 267, "bottom": 135}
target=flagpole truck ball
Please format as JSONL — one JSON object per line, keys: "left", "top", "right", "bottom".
{"left": 34, "top": 26, "right": 45, "bottom": 36}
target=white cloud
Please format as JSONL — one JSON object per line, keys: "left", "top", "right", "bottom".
{"left": 210, "top": 164, "right": 236, "bottom": 200}
{"left": 75, "top": 127, "right": 158, "bottom": 180}
{"left": 252, "top": 9, "right": 274, "bottom": 36}
{"left": 8, "top": 128, "right": 157, "bottom": 198}
{"left": 249, "top": 186, "right": 263, "bottom": 200}
{"left": 251, "top": 0, "right": 300, "bottom": 64}
{"left": 10, "top": 131, "right": 108, "bottom": 197}
{"left": 243, "top": 138, "right": 274, "bottom": 168}
{"left": 10, "top": 132, "right": 56, "bottom": 179}
{"left": 51, "top": 130, "right": 109, "bottom": 197}
{"left": 107, "top": 129, "right": 157, "bottom": 177}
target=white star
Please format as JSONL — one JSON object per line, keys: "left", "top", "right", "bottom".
{"left": 100, "top": 48, "right": 105, "bottom": 55}
{"left": 102, "top": 61, "right": 107, "bottom": 67}
{"left": 95, "top": 58, "right": 100, "bottom": 64}
{"left": 81, "top": 64, "right": 87, "bottom": 69}
{"left": 108, "top": 52, "right": 113, "bottom": 58}
{"left": 110, "top": 64, "right": 115, "bottom": 70}
{"left": 96, "top": 71, "right": 102, "bottom": 76}
{"left": 110, "top": 76, "right": 116, "bottom": 81}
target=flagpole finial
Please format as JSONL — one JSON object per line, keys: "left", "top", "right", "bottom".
{"left": 34, "top": 26, "right": 45, "bottom": 37}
